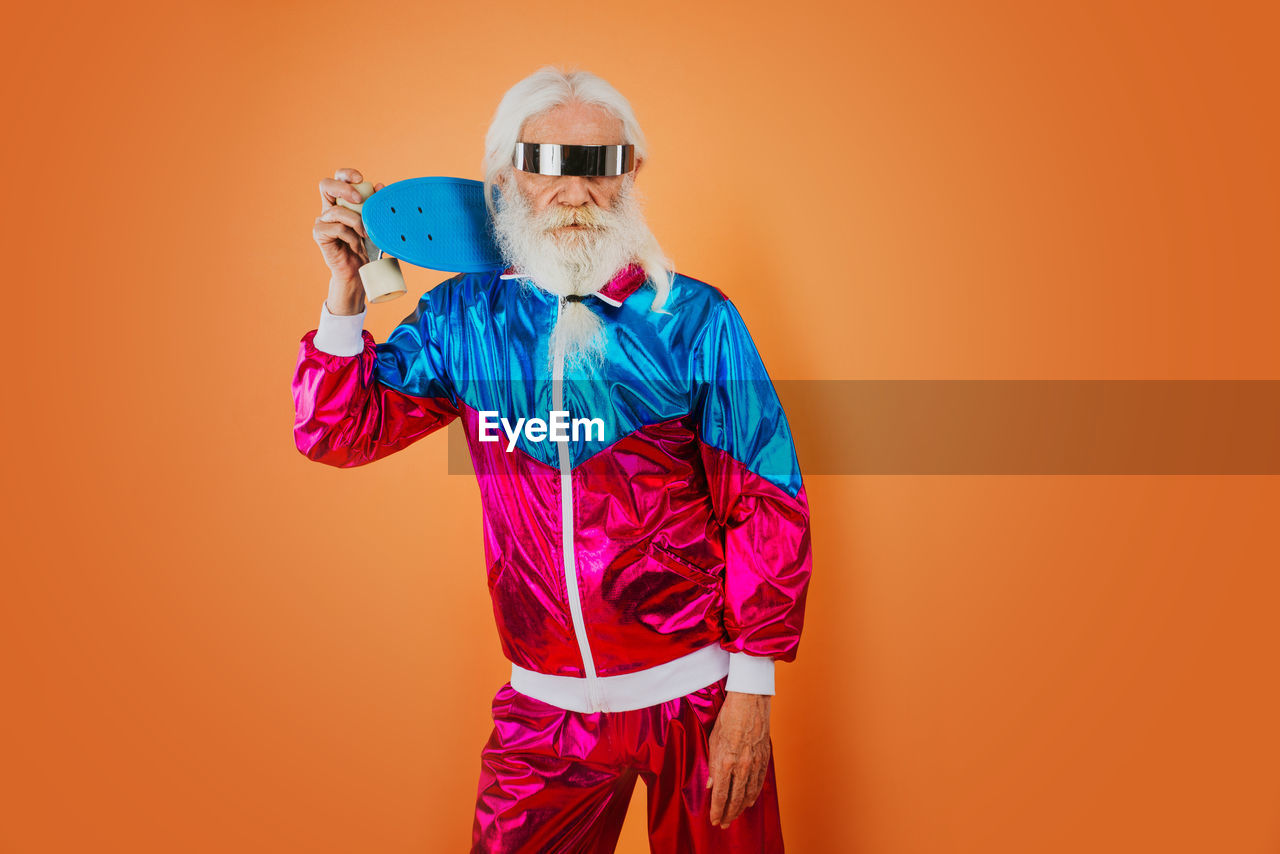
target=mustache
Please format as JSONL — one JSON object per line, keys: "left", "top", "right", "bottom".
{"left": 537, "top": 203, "right": 608, "bottom": 232}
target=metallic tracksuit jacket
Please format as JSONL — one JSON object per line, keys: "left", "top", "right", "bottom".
{"left": 291, "top": 263, "right": 813, "bottom": 713}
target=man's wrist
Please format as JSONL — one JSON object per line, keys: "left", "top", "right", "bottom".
{"left": 327, "top": 276, "right": 366, "bottom": 316}
{"left": 725, "top": 651, "right": 775, "bottom": 695}
{"left": 325, "top": 297, "right": 365, "bottom": 316}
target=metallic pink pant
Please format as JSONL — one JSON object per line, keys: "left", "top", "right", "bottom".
{"left": 471, "top": 675, "right": 784, "bottom": 853}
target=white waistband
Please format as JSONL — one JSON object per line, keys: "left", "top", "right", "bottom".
{"left": 510, "top": 644, "right": 729, "bottom": 713}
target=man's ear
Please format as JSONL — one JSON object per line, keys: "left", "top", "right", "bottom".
{"left": 633, "top": 155, "right": 644, "bottom": 176}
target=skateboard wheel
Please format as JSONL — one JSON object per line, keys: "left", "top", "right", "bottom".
{"left": 359, "top": 255, "right": 406, "bottom": 304}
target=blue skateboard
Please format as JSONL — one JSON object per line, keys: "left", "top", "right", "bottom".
{"left": 362, "top": 177, "right": 504, "bottom": 273}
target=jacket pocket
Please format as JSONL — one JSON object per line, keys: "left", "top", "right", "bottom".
{"left": 645, "top": 541, "right": 721, "bottom": 588}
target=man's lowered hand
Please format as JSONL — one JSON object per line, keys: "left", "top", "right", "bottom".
{"left": 706, "top": 691, "right": 771, "bottom": 829}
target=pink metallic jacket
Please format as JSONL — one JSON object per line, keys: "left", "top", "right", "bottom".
{"left": 292, "top": 265, "right": 812, "bottom": 712}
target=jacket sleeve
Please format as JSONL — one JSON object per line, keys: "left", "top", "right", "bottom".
{"left": 694, "top": 298, "right": 813, "bottom": 695}
{"left": 292, "top": 288, "right": 460, "bottom": 467}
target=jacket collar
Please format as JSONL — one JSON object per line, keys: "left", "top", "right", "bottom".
{"left": 499, "top": 262, "right": 647, "bottom": 307}
{"left": 595, "top": 263, "right": 648, "bottom": 306}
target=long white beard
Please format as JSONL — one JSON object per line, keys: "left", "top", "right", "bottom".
{"left": 492, "top": 174, "right": 656, "bottom": 372}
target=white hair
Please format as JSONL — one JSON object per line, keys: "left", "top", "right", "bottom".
{"left": 482, "top": 66, "right": 673, "bottom": 313}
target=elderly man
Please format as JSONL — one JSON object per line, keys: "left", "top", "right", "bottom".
{"left": 293, "top": 66, "right": 812, "bottom": 853}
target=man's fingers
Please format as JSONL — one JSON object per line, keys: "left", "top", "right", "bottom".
{"left": 707, "top": 764, "right": 731, "bottom": 825}
{"left": 373, "top": 182, "right": 385, "bottom": 192}
{"left": 715, "top": 754, "right": 770, "bottom": 828}
{"left": 723, "top": 765, "right": 749, "bottom": 826}
{"left": 318, "top": 176, "right": 367, "bottom": 211}
{"left": 313, "top": 219, "right": 366, "bottom": 258}
{"left": 319, "top": 204, "right": 367, "bottom": 238}
{"left": 745, "top": 763, "right": 765, "bottom": 809}
{"left": 717, "top": 775, "right": 733, "bottom": 827}
{"left": 334, "top": 167, "right": 363, "bottom": 184}
{"left": 736, "top": 763, "right": 763, "bottom": 817}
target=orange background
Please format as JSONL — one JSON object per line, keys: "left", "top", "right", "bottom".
{"left": 3, "top": 1, "right": 1278, "bottom": 852}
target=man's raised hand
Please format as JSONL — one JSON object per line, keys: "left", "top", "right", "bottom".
{"left": 313, "top": 167, "right": 384, "bottom": 314}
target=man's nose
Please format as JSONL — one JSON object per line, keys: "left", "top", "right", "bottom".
{"left": 555, "top": 176, "right": 591, "bottom": 206}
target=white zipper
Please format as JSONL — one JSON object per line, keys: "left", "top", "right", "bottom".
{"left": 550, "top": 297, "right": 608, "bottom": 712}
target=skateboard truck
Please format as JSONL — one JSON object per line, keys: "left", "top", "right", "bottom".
{"left": 335, "top": 180, "right": 407, "bottom": 304}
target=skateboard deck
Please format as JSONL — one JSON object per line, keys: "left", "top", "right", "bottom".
{"left": 361, "top": 177, "right": 504, "bottom": 273}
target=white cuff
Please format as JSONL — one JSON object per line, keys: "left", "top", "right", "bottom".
{"left": 313, "top": 299, "right": 367, "bottom": 357}
{"left": 725, "top": 652, "right": 775, "bottom": 695}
